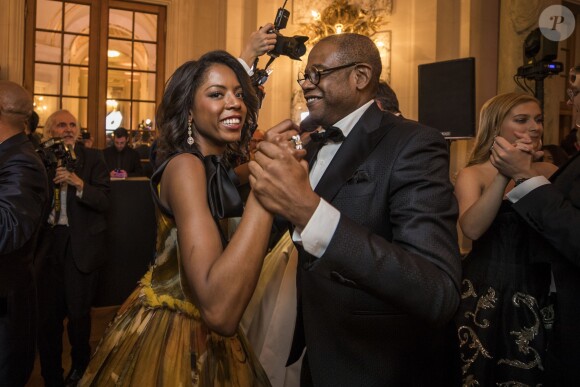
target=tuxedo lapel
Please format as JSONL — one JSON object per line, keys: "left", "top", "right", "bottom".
{"left": 68, "top": 145, "right": 85, "bottom": 201}
{"left": 73, "top": 144, "right": 85, "bottom": 174}
{"left": 314, "top": 104, "right": 395, "bottom": 202}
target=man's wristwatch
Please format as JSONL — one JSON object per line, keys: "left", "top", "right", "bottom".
{"left": 514, "top": 177, "right": 529, "bottom": 186}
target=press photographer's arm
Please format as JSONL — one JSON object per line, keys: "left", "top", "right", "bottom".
{"left": 37, "top": 138, "right": 84, "bottom": 193}
{"left": 239, "top": 23, "right": 277, "bottom": 72}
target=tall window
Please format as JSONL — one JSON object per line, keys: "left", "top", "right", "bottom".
{"left": 25, "top": 0, "right": 166, "bottom": 148}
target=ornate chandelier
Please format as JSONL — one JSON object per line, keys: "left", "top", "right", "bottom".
{"left": 298, "top": 0, "right": 385, "bottom": 46}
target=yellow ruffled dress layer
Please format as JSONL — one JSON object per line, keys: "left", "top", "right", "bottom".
{"left": 79, "top": 213, "right": 272, "bottom": 387}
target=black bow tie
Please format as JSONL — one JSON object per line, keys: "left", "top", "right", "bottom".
{"left": 310, "top": 126, "right": 345, "bottom": 144}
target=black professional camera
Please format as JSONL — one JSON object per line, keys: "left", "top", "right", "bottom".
{"left": 251, "top": 0, "right": 308, "bottom": 89}
{"left": 251, "top": 1, "right": 308, "bottom": 110}
{"left": 268, "top": 3, "right": 308, "bottom": 61}
{"left": 36, "top": 137, "right": 77, "bottom": 173}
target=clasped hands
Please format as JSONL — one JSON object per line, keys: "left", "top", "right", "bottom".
{"left": 54, "top": 166, "right": 84, "bottom": 191}
{"left": 248, "top": 119, "right": 320, "bottom": 229}
{"left": 490, "top": 132, "right": 542, "bottom": 181}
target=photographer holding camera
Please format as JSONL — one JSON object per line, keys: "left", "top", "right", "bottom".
{"left": 238, "top": 1, "right": 307, "bottom": 110}
{"left": 239, "top": 23, "right": 277, "bottom": 76}
{"left": 36, "top": 109, "right": 110, "bottom": 387}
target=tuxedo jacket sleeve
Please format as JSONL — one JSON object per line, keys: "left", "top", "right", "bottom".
{"left": 0, "top": 133, "right": 48, "bottom": 256}
{"left": 0, "top": 133, "right": 48, "bottom": 294}
{"left": 512, "top": 153, "right": 580, "bottom": 266}
{"left": 306, "top": 108, "right": 461, "bottom": 326}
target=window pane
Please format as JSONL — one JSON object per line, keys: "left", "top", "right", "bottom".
{"left": 106, "top": 101, "right": 129, "bottom": 131}
{"left": 31, "top": 0, "right": 165, "bottom": 147}
{"left": 134, "top": 12, "right": 157, "bottom": 42}
{"left": 62, "top": 97, "right": 88, "bottom": 129}
{"left": 132, "top": 102, "right": 156, "bottom": 131}
{"left": 133, "top": 72, "right": 155, "bottom": 101}
{"left": 36, "top": 31, "right": 62, "bottom": 63}
{"left": 64, "top": 3, "right": 90, "bottom": 34}
{"left": 108, "top": 39, "right": 133, "bottom": 69}
{"left": 35, "top": 63, "right": 61, "bottom": 95}
{"left": 63, "top": 66, "right": 88, "bottom": 96}
{"left": 37, "top": 0, "right": 63, "bottom": 31}
{"left": 108, "top": 70, "right": 132, "bottom": 100}
{"left": 34, "top": 96, "right": 59, "bottom": 133}
{"left": 135, "top": 42, "right": 157, "bottom": 71}
{"left": 109, "top": 9, "right": 133, "bottom": 37}
{"left": 64, "top": 34, "right": 89, "bottom": 64}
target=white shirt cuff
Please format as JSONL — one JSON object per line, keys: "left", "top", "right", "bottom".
{"left": 292, "top": 199, "right": 340, "bottom": 258}
{"left": 238, "top": 58, "right": 254, "bottom": 76}
{"left": 506, "top": 176, "right": 550, "bottom": 203}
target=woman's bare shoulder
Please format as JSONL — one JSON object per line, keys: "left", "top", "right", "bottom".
{"left": 159, "top": 153, "right": 206, "bottom": 207}
{"left": 457, "top": 163, "right": 493, "bottom": 186}
{"left": 163, "top": 152, "right": 204, "bottom": 177}
{"left": 533, "top": 161, "right": 559, "bottom": 179}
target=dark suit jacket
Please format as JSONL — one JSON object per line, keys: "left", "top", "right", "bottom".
{"left": 290, "top": 103, "right": 462, "bottom": 386}
{"left": 63, "top": 144, "right": 110, "bottom": 273}
{"left": 0, "top": 132, "right": 48, "bottom": 385}
{"left": 512, "top": 152, "right": 580, "bottom": 384}
{"left": 0, "top": 132, "right": 48, "bottom": 294}
{"left": 102, "top": 145, "right": 144, "bottom": 177}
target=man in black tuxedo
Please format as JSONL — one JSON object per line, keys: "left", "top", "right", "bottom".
{"left": 491, "top": 133, "right": 580, "bottom": 387}
{"left": 36, "top": 109, "right": 110, "bottom": 387}
{"left": 249, "top": 33, "right": 461, "bottom": 386}
{"left": 102, "top": 126, "right": 143, "bottom": 178}
{"left": 0, "top": 81, "right": 48, "bottom": 386}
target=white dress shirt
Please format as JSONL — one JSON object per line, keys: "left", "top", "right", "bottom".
{"left": 238, "top": 58, "right": 254, "bottom": 76}
{"left": 293, "top": 99, "right": 375, "bottom": 257}
{"left": 506, "top": 175, "right": 551, "bottom": 203}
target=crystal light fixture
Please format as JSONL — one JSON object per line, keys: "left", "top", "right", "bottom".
{"left": 298, "top": 0, "right": 385, "bottom": 46}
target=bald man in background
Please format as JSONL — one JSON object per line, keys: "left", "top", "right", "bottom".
{"left": 0, "top": 81, "right": 49, "bottom": 386}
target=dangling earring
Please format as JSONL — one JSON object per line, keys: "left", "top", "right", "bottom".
{"left": 187, "top": 120, "right": 195, "bottom": 145}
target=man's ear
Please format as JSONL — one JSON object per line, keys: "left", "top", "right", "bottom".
{"left": 353, "top": 64, "right": 372, "bottom": 91}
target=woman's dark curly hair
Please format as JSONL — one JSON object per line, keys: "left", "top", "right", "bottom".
{"left": 154, "top": 50, "right": 258, "bottom": 167}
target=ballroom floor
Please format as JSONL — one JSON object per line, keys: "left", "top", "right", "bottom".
{"left": 25, "top": 306, "right": 120, "bottom": 387}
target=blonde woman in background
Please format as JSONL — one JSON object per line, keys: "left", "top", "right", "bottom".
{"left": 454, "top": 92, "right": 558, "bottom": 386}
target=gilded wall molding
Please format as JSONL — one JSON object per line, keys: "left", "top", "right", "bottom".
{"left": 508, "top": 0, "right": 542, "bottom": 34}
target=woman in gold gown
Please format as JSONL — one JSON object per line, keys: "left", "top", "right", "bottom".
{"left": 80, "top": 50, "right": 302, "bottom": 386}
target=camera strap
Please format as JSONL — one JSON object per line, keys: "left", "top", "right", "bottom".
{"left": 52, "top": 185, "right": 61, "bottom": 227}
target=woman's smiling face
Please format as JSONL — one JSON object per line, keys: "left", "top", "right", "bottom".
{"left": 191, "top": 63, "right": 247, "bottom": 155}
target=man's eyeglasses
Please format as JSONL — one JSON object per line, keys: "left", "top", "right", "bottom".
{"left": 297, "top": 62, "right": 361, "bottom": 86}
